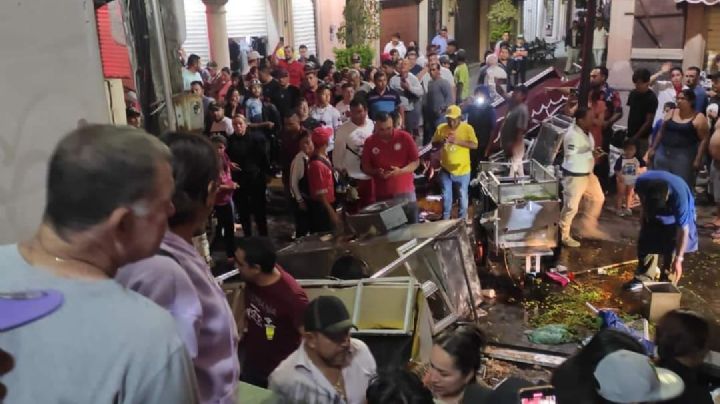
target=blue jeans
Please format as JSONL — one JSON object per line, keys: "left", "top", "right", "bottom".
{"left": 440, "top": 170, "right": 471, "bottom": 219}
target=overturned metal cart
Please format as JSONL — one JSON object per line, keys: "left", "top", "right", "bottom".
{"left": 276, "top": 218, "right": 484, "bottom": 367}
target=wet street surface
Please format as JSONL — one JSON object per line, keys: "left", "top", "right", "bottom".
{"left": 478, "top": 202, "right": 720, "bottom": 356}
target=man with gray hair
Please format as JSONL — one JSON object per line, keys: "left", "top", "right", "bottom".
{"left": 0, "top": 125, "right": 199, "bottom": 403}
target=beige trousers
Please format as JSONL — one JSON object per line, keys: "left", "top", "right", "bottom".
{"left": 559, "top": 173, "right": 605, "bottom": 239}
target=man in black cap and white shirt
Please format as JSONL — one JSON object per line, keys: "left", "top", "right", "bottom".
{"left": 268, "top": 295, "right": 376, "bottom": 404}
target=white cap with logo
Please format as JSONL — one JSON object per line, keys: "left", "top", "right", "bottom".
{"left": 594, "top": 349, "right": 685, "bottom": 403}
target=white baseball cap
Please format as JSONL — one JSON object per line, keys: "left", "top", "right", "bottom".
{"left": 594, "top": 350, "right": 684, "bottom": 403}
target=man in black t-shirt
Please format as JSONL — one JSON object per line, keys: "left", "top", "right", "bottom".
{"left": 264, "top": 68, "right": 300, "bottom": 119}
{"left": 627, "top": 68, "right": 659, "bottom": 158}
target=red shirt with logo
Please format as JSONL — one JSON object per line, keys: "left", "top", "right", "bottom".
{"left": 307, "top": 155, "right": 335, "bottom": 203}
{"left": 277, "top": 59, "right": 305, "bottom": 88}
{"left": 361, "top": 130, "right": 419, "bottom": 201}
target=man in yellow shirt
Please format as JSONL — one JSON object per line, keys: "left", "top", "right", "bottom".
{"left": 432, "top": 105, "right": 478, "bottom": 219}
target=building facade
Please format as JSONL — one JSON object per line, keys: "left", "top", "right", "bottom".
{"left": 607, "top": 0, "right": 720, "bottom": 89}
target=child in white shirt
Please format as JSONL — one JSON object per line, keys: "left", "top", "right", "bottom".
{"left": 614, "top": 139, "right": 647, "bottom": 216}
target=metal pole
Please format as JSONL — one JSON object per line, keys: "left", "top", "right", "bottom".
{"left": 148, "top": 0, "right": 178, "bottom": 131}
{"left": 577, "top": 0, "right": 596, "bottom": 108}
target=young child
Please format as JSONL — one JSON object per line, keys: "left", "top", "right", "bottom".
{"left": 511, "top": 36, "right": 529, "bottom": 85}
{"left": 614, "top": 139, "right": 647, "bottom": 216}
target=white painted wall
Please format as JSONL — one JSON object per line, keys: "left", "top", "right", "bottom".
{"left": 0, "top": 0, "right": 109, "bottom": 244}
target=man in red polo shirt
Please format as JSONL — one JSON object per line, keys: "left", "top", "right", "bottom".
{"left": 362, "top": 112, "right": 420, "bottom": 223}
{"left": 307, "top": 126, "right": 341, "bottom": 233}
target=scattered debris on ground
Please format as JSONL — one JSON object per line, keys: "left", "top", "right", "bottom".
{"left": 481, "top": 358, "right": 553, "bottom": 387}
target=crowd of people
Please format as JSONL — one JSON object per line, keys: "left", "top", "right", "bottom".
{"left": 551, "top": 60, "right": 720, "bottom": 293}
{"left": 181, "top": 33, "right": 517, "bottom": 241}
{"left": 2, "top": 26, "right": 720, "bottom": 404}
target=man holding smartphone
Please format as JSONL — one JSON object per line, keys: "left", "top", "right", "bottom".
{"left": 559, "top": 107, "right": 606, "bottom": 247}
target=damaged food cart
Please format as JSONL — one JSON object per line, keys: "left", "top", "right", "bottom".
{"left": 275, "top": 202, "right": 484, "bottom": 367}
{"left": 473, "top": 159, "right": 562, "bottom": 277}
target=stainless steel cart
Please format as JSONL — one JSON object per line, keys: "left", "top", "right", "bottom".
{"left": 475, "top": 159, "right": 561, "bottom": 274}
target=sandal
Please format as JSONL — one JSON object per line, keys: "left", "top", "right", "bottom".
{"left": 712, "top": 229, "right": 720, "bottom": 239}
{"left": 702, "top": 221, "right": 720, "bottom": 229}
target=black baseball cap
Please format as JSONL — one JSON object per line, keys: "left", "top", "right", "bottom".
{"left": 304, "top": 295, "right": 355, "bottom": 334}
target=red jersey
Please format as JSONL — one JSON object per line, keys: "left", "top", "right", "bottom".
{"left": 361, "top": 130, "right": 419, "bottom": 201}
{"left": 308, "top": 155, "right": 335, "bottom": 203}
{"left": 277, "top": 59, "right": 305, "bottom": 88}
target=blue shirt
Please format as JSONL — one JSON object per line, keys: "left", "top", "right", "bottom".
{"left": 432, "top": 35, "right": 448, "bottom": 54}
{"left": 635, "top": 170, "right": 698, "bottom": 252}
{"left": 245, "top": 97, "right": 264, "bottom": 123}
{"left": 692, "top": 85, "right": 708, "bottom": 114}
{"left": 366, "top": 87, "right": 401, "bottom": 121}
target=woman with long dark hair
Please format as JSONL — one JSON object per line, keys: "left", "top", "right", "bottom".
{"left": 649, "top": 88, "right": 710, "bottom": 188}
{"left": 224, "top": 87, "right": 246, "bottom": 119}
{"left": 422, "top": 324, "right": 491, "bottom": 403}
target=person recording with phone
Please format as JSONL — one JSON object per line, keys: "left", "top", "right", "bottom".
{"left": 559, "top": 107, "right": 607, "bottom": 248}
{"left": 461, "top": 86, "right": 496, "bottom": 178}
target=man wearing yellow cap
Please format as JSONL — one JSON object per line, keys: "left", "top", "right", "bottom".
{"left": 432, "top": 105, "right": 478, "bottom": 220}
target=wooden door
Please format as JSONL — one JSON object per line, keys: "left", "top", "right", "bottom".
{"left": 380, "top": 1, "right": 420, "bottom": 52}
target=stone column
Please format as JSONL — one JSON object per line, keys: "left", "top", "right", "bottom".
{"left": 203, "top": 0, "right": 230, "bottom": 69}
{"left": 606, "top": 0, "right": 634, "bottom": 90}
{"left": 683, "top": 4, "right": 706, "bottom": 71}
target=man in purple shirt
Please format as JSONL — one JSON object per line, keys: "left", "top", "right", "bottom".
{"left": 116, "top": 132, "right": 240, "bottom": 404}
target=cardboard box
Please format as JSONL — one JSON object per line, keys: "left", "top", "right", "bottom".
{"left": 642, "top": 282, "right": 681, "bottom": 322}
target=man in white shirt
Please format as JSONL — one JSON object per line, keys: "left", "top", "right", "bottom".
{"left": 389, "top": 59, "right": 424, "bottom": 139}
{"left": 333, "top": 99, "right": 376, "bottom": 209}
{"left": 559, "top": 108, "right": 606, "bottom": 247}
{"left": 269, "top": 296, "right": 377, "bottom": 404}
{"left": 419, "top": 53, "right": 455, "bottom": 103}
{"left": 208, "top": 103, "right": 234, "bottom": 136}
{"left": 335, "top": 83, "right": 355, "bottom": 123}
{"left": 484, "top": 53, "right": 509, "bottom": 101}
{"left": 384, "top": 33, "right": 407, "bottom": 59}
{"left": 310, "top": 86, "right": 343, "bottom": 151}
{"left": 592, "top": 20, "right": 608, "bottom": 66}
{"left": 183, "top": 54, "right": 203, "bottom": 92}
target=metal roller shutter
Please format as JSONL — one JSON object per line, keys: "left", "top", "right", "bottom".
{"left": 182, "top": 0, "right": 269, "bottom": 63}
{"left": 292, "top": 0, "right": 317, "bottom": 57}
{"left": 226, "top": 0, "right": 269, "bottom": 38}
{"left": 183, "top": 0, "right": 210, "bottom": 62}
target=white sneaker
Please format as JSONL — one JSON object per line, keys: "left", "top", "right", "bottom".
{"left": 562, "top": 237, "right": 581, "bottom": 247}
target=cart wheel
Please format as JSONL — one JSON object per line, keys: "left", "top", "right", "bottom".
{"left": 473, "top": 219, "right": 489, "bottom": 267}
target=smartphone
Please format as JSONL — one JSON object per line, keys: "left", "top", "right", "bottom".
{"left": 569, "top": 88, "right": 578, "bottom": 96}
{"left": 279, "top": 36, "right": 285, "bottom": 43}
{"left": 518, "top": 385, "right": 557, "bottom": 404}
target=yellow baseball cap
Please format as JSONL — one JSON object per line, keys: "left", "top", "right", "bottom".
{"left": 445, "top": 105, "right": 462, "bottom": 119}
